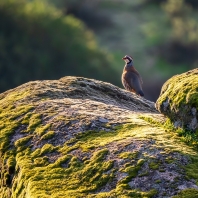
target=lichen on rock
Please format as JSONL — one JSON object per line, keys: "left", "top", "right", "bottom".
{"left": 156, "top": 68, "right": 198, "bottom": 132}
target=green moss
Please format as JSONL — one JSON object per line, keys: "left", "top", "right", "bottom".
{"left": 144, "top": 189, "right": 158, "bottom": 197}
{"left": 6, "top": 155, "right": 16, "bottom": 170}
{"left": 185, "top": 156, "right": 198, "bottom": 183}
{"left": 139, "top": 115, "right": 163, "bottom": 127}
{"left": 1, "top": 87, "right": 198, "bottom": 198}
{"left": 72, "top": 124, "right": 141, "bottom": 151}
{"left": 21, "top": 112, "right": 33, "bottom": 125}
{"left": 165, "top": 156, "right": 174, "bottom": 164}
{"left": 0, "top": 104, "right": 33, "bottom": 151}
{"left": 1, "top": 115, "right": 196, "bottom": 198}
{"left": 52, "top": 155, "right": 71, "bottom": 168}
{"left": 34, "top": 156, "right": 49, "bottom": 166}
{"left": 172, "top": 188, "right": 198, "bottom": 198}
{"left": 141, "top": 115, "right": 198, "bottom": 149}
{"left": 155, "top": 69, "right": 198, "bottom": 142}
{"left": 14, "top": 136, "right": 32, "bottom": 147}
{"left": 40, "top": 144, "right": 56, "bottom": 155}
{"left": 27, "top": 113, "right": 42, "bottom": 132}
{"left": 114, "top": 188, "right": 157, "bottom": 198}
{"left": 120, "top": 159, "right": 145, "bottom": 184}
{"left": 14, "top": 87, "right": 32, "bottom": 99}
{"left": 119, "top": 151, "right": 138, "bottom": 160}
{"left": 10, "top": 148, "right": 115, "bottom": 197}
{"left": 155, "top": 179, "right": 161, "bottom": 184}
{"left": 41, "top": 130, "right": 55, "bottom": 140}
{"left": 35, "top": 123, "right": 51, "bottom": 136}
{"left": 156, "top": 69, "right": 198, "bottom": 110}
{"left": 149, "top": 161, "right": 160, "bottom": 170}
{"left": 86, "top": 179, "right": 157, "bottom": 197}
{"left": 139, "top": 171, "right": 149, "bottom": 177}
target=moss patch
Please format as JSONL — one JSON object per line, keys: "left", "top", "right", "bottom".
{"left": 139, "top": 115, "right": 198, "bottom": 189}
{"left": 41, "top": 130, "right": 55, "bottom": 140}
{"left": 119, "top": 151, "right": 138, "bottom": 160}
{"left": 185, "top": 155, "right": 198, "bottom": 183}
{"left": 120, "top": 159, "right": 145, "bottom": 184}
{"left": 156, "top": 68, "right": 198, "bottom": 132}
{"left": 2, "top": 110, "right": 198, "bottom": 197}
{"left": 140, "top": 115, "right": 198, "bottom": 149}
{"left": 71, "top": 124, "right": 140, "bottom": 151}
{"left": 172, "top": 188, "right": 198, "bottom": 198}
{"left": 0, "top": 104, "right": 33, "bottom": 151}
{"left": 11, "top": 148, "right": 114, "bottom": 198}
{"left": 156, "top": 69, "right": 198, "bottom": 110}
{"left": 1, "top": 76, "right": 198, "bottom": 197}
{"left": 149, "top": 161, "right": 160, "bottom": 170}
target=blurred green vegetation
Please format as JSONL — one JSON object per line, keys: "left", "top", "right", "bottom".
{"left": 0, "top": 0, "right": 120, "bottom": 93}
{"left": 142, "top": 0, "right": 198, "bottom": 95}
{"left": 81, "top": 0, "right": 198, "bottom": 101}
{"left": 0, "top": 0, "right": 198, "bottom": 101}
{"left": 152, "top": 0, "right": 198, "bottom": 65}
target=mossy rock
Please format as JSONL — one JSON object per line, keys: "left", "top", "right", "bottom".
{"left": 1, "top": 76, "right": 198, "bottom": 197}
{"left": 156, "top": 68, "right": 198, "bottom": 131}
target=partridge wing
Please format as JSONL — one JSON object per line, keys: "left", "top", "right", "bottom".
{"left": 125, "top": 72, "right": 143, "bottom": 94}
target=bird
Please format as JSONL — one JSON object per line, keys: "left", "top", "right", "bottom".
{"left": 121, "top": 55, "right": 144, "bottom": 97}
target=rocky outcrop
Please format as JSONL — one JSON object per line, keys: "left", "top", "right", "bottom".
{"left": 1, "top": 76, "right": 198, "bottom": 198}
{"left": 156, "top": 69, "right": 198, "bottom": 131}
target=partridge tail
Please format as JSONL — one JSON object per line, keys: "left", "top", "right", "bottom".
{"left": 138, "top": 90, "right": 144, "bottom": 97}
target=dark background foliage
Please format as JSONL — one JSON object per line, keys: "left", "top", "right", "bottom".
{"left": 0, "top": 0, "right": 197, "bottom": 101}
{"left": 0, "top": 0, "right": 119, "bottom": 93}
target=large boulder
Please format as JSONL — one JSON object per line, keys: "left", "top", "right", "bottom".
{"left": 1, "top": 76, "right": 198, "bottom": 198}
{"left": 156, "top": 69, "right": 198, "bottom": 132}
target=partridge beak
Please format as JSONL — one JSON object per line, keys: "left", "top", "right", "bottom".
{"left": 122, "top": 57, "right": 125, "bottom": 60}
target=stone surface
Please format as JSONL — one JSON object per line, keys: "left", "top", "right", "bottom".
{"left": 0, "top": 76, "right": 198, "bottom": 198}
{"left": 156, "top": 69, "right": 198, "bottom": 131}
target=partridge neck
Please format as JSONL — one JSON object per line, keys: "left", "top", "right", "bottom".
{"left": 126, "top": 61, "right": 133, "bottom": 67}
{"left": 124, "top": 61, "right": 134, "bottom": 69}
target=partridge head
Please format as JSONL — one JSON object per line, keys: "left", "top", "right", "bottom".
{"left": 121, "top": 55, "right": 144, "bottom": 97}
{"left": 122, "top": 55, "right": 133, "bottom": 64}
